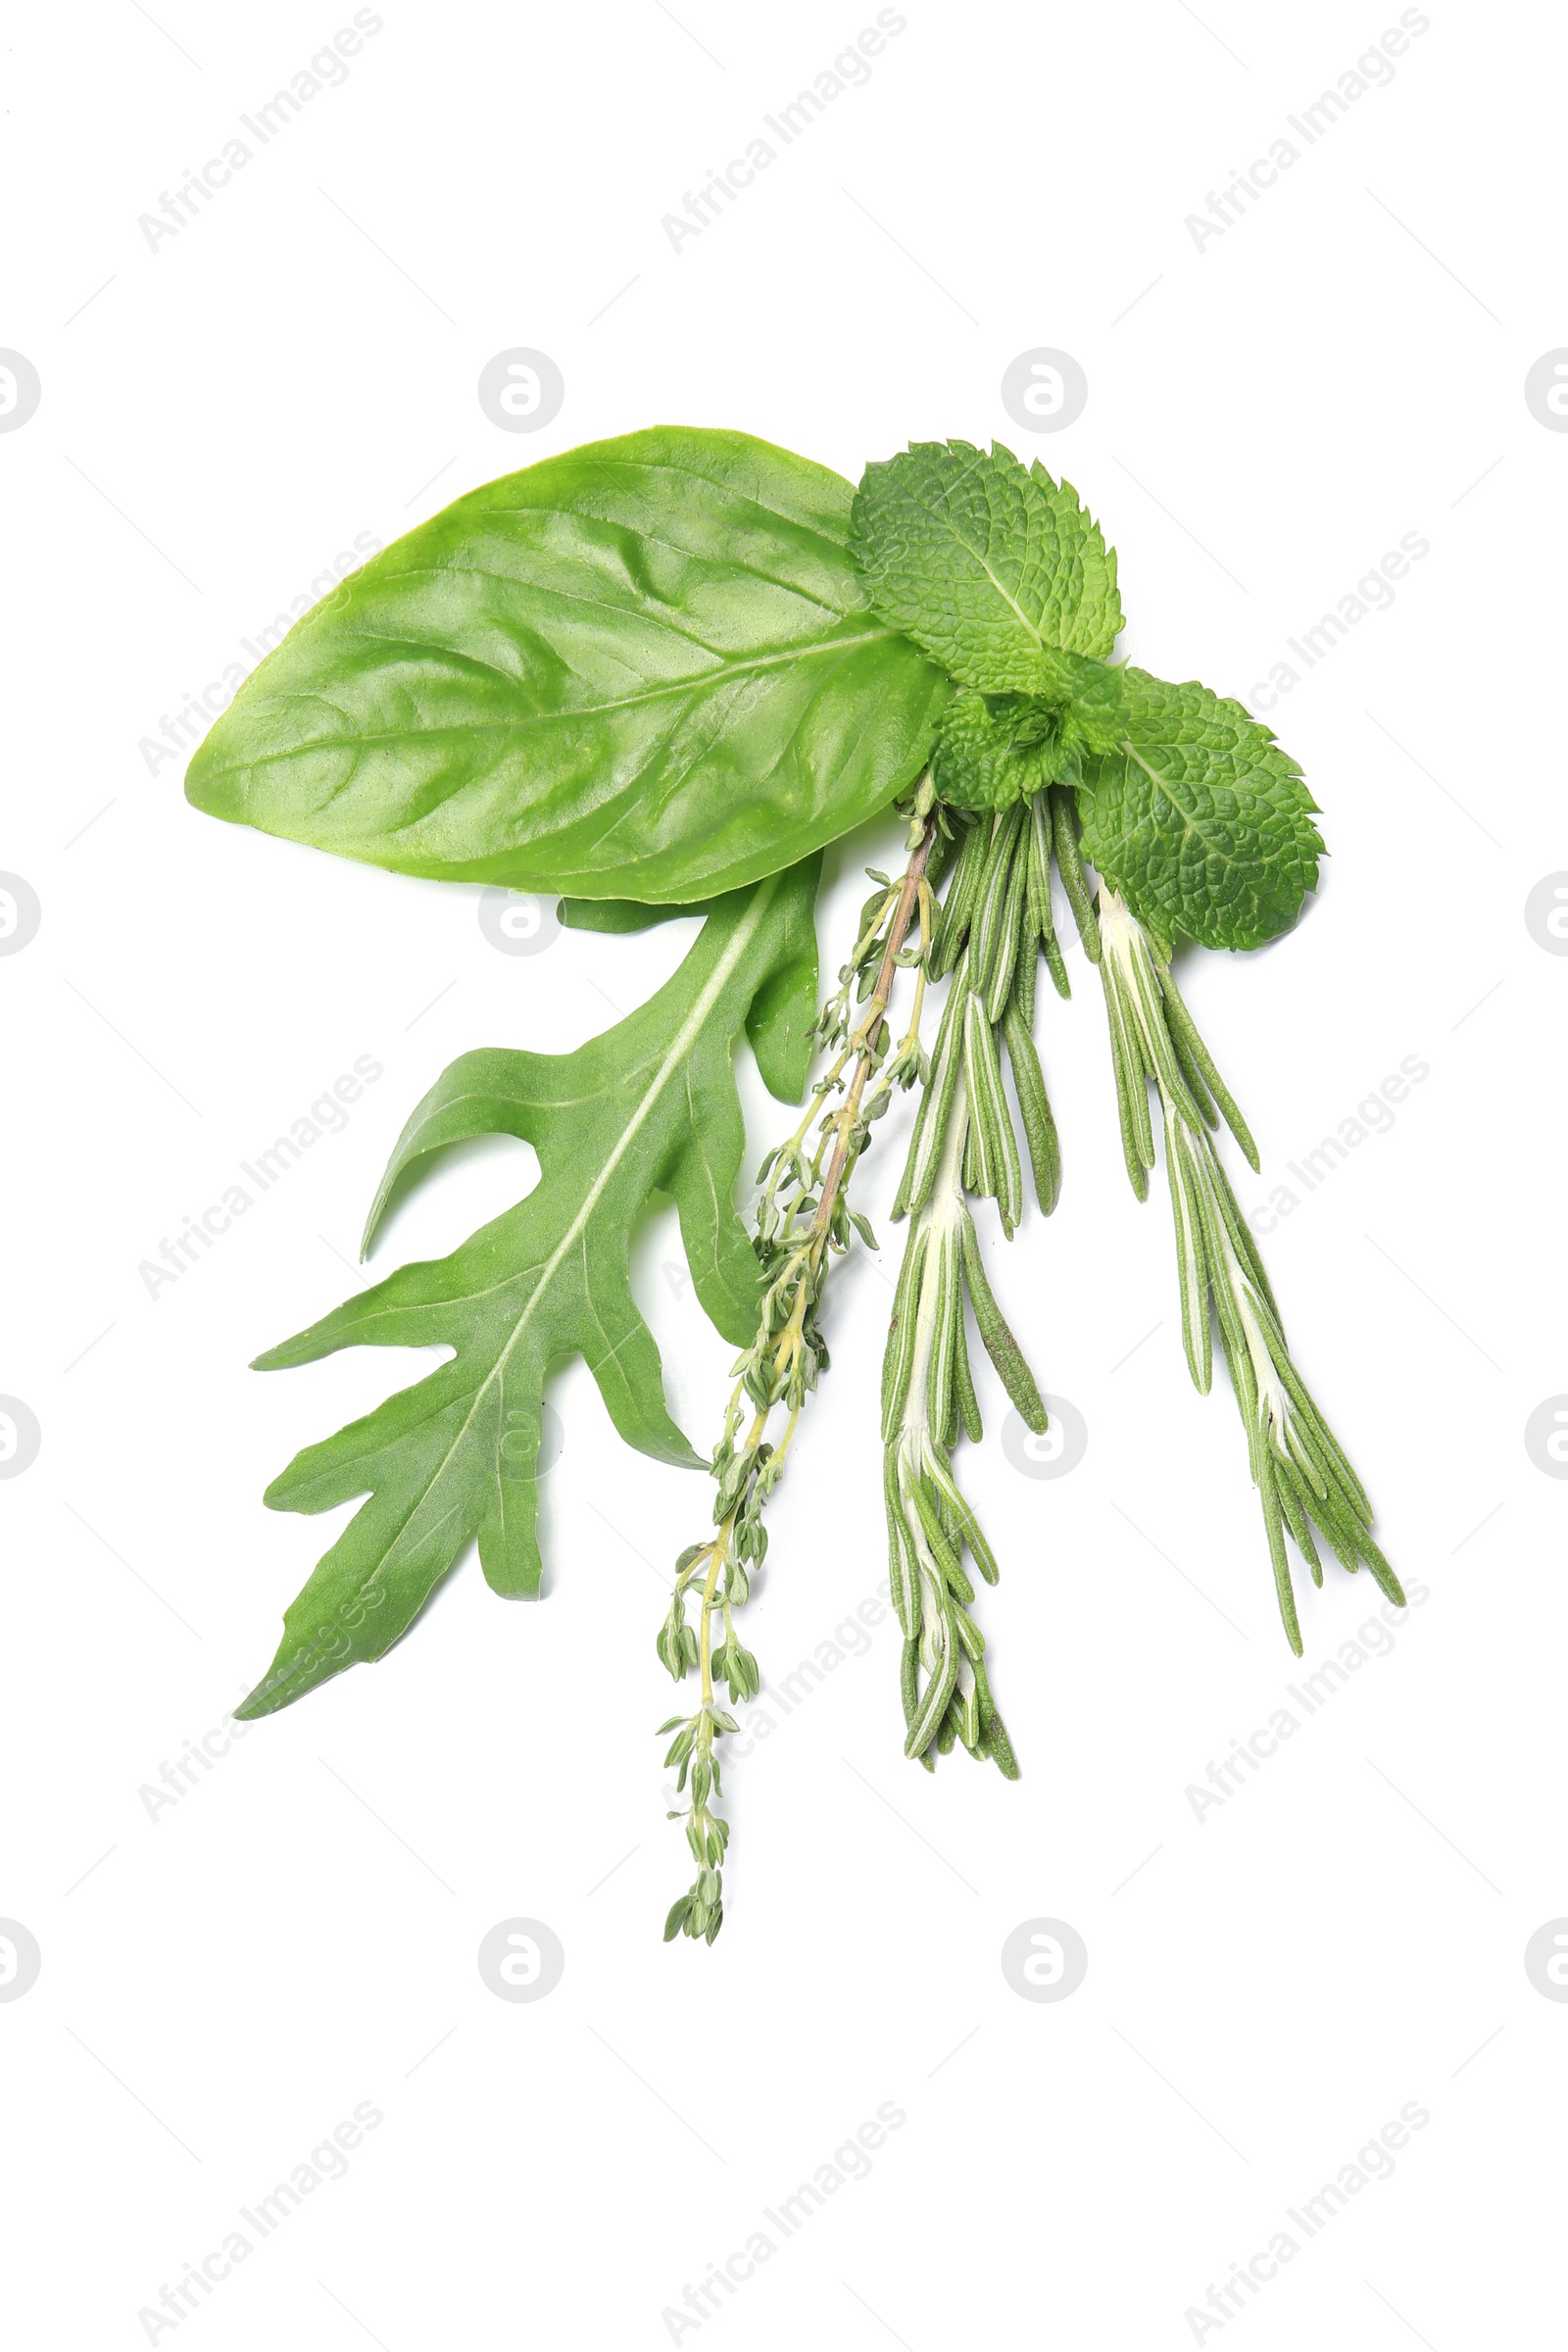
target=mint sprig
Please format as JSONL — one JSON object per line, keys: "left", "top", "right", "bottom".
{"left": 931, "top": 666, "right": 1126, "bottom": 809}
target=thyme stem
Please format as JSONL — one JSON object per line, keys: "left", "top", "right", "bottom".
{"left": 658, "top": 807, "right": 940, "bottom": 1943}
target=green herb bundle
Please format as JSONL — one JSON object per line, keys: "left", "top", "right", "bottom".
{"left": 187, "top": 427, "right": 1401, "bottom": 1940}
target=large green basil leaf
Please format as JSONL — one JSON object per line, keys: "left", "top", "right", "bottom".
{"left": 186, "top": 427, "right": 951, "bottom": 902}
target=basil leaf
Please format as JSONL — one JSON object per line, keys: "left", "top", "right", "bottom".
{"left": 186, "top": 427, "right": 950, "bottom": 903}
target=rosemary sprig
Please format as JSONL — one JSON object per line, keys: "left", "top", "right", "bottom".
{"left": 1097, "top": 889, "right": 1403, "bottom": 1650}
{"left": 881, "top": 794, "right": 1070, "bottom": 1773}
{"left": 883, "top": 1061, "right": 1038, "bottom": 1772}
{"left": 658, "top": 800, "right": 941, "bottom": 1942}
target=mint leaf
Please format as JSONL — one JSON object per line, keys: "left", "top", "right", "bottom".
{"left": 850, "top": 440, "right": 1123, "bottom": 690}
{"left": 931, "top": 666, "right": 1126, "bottom": 810}
{"left": 1032, "top": 648, "right": 1126, "bottom": 747}
{"left": 931, "top": 693, "right": 1061, "bottom": 809}
{"left": 1077, "top": 669, "right": 1322, "bottom": 951}
{"left": 237, "top": 861, "right": 819, "bottom": 1719}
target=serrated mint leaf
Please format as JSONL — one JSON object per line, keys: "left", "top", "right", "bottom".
{"left": 237, "top": 860, "right": 820, "bottom": 1720}
{"left": 931, "top": 665, "right": 1126, "bottom": 810}
{"left": 931, "top": 694, "right": 1057, "bottom": 809}
{"left": 850, "top": 440, "right": 1123, "bottom": 691}
{"left": 1031, "top": 649, "right": 1126, "bottom": 751}
{"left": 1076, "top": 669, "right": 1323, "bottom": 951}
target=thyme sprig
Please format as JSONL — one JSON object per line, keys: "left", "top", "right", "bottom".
{"left": 658, "top": 803, "right": 941, "bottom": 1942}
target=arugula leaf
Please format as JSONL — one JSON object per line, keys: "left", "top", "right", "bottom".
{"left": 185, "top": 427, "right": 948, "bottom": 905}
{"left": 236, "top": 860, "right": 819, "bottom": 1719}
{"left": 850, "top": 440, "right": 1123, "bottom": 691}
{"left": 1076, "top": 668, "right": 1323, "bottom": 951}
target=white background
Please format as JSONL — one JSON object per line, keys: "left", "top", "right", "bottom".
{"left": 2, "top": 2, "right": 1562, "bottom": 2345}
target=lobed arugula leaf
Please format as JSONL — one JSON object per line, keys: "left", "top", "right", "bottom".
{"left": 1076, "top": 669, "right": 1323, "bottom": 951}
{"left": 186, "top": 428, "right": 949, "bottom": 905}
{"left": 236, "top": 860, "right": 820, "bottom": 1719}
{"left": 849, "top": 440, "right": 1123, "bottom": 691}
